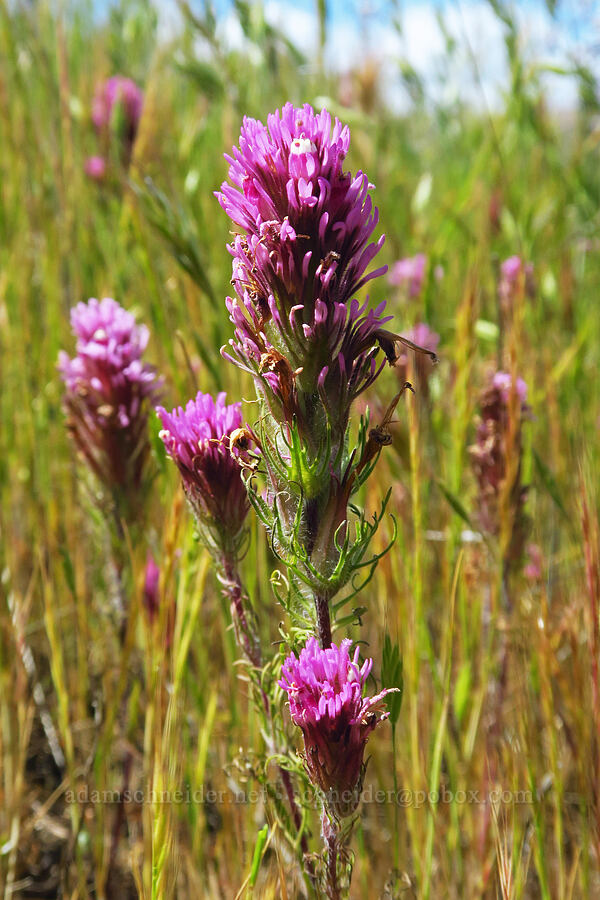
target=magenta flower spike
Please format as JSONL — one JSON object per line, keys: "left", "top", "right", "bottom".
{"left": 217, "top": 103, "right": 391, "bottom": 439}
{"left": 279, "top": 637, "right": 397, "bottom": 817}
{"left": 470, "top": 372, "right": 528, "bottom": 497}
{"left": 388, "top": 253, "right": 426, "bottom": 297}
{"left": 492, "top": 371, "right": 528, "bottom": 405}
{"left": 500, "top": 255, "right": 524, "bottom": 282}
{"left": 524, "top": 543, "right": 543, "bottom": 582}
{"left": 498, "top": 255, "right": 534, "bottom": 310}
{"left": 157, "top": 391, "right": 251, "bottom": 554}
{"left": 92, "top": 75, "right": 143, "bottom": 137}
{"left": 59, "top": 297, "right": 160, "bottom": 512}
{"left": 91, "top": 75, "right": 143, "bottom": 166}
{"left": 85, "top": 155, "right": 107, "bottom": 181}
{"left": 142, "top": 553, "right": 160, "bottom": 622}
{"left": 469, "top": 372, "right": 530, "bottom": 565}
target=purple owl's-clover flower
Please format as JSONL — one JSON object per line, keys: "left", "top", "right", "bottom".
{"left": 59, "top": 297, "right": 161, "bottom": 508}
{"left": 92, "top": 75, "right": 143, "bottom": 139}
{"left": 469, "top": 371, "right": 528, "bottom": 502}
{"left": 492, "top": 371, "right": 528, "bottom": 405}
{"left": 469, "top": 372, "right": 530, "bottom": 565}
{"left": 498, "top": 256, "right": 534, "bottom": 310}
{"left": 85, "top": 155, "right": 107, "bottom": 181}
{"left": 142, "top": 553, "right": 160, "bottom": 622}
{"left": 142, "top": 553, "right": 177, "bottom": 645}
{"left": 157, "top": 392, "right": 262, "bottom": 664}
{"left": 524, "top": 543, "right": 543, "bottom": 582}
{"left": 91, "top": 76, "right": 143, "bottom": 168}
{"left": 388, "top": 253, "right": 427, "bottom": 298}
{"left": 217, "top": 103, "right": 392, "bottom": 440}
{"left": 279, "top": 637, "right": 397, "bottom": 817}
{"left": 157, "top": 392, "right": 251, "bottom": 555}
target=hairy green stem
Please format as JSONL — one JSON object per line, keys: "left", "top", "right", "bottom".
{"left": 220, "top": 555, "right": 262, "bottom": 669}
{"left": 219, "top": 554, "right": 313, "bottom": 878}
{"left": 322, "top": 814, "right": 346, "bottom": 900}
{"left": 326, "top": 829, "right": 341, "bottom": 900}
{"left": 315, "top": 591, "right": 332, "bottom": 649}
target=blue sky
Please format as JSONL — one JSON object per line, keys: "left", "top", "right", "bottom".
{"left": 204, "top": 0, "right": 597, "bottom": 36}
{"left": 136, "top": 0, "right": 599, "bottom": 110}
{"left": 179, "top": 0, "right": 596, "bottom": 109}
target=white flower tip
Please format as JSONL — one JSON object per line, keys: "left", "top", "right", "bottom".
{"left": 290, "top": 137, "right": 317, "bottom": 156}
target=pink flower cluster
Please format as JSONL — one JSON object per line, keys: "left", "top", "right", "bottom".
{"left": 92, "top": 76, "right": 144, "bottom": 137}
{"left": 469, "top": 372, "right": 530, "bottom": 560}
{"left": 157, "top": 392, "right": 251, "bottom": 549}
{"left": 143, "top": 554, "right": 160, "bottom": 622}
{"left": 59, "top": 298, "right": 160, "bottom": 502}
{"left": 524, "top": 543, "right": 543, "bottom": 582}
{"left": 84, "top": 155, "right": 107, "bottom": 181}
{"left": 498, "top": 255, "right": 534, "bottom": 308}
{"left": 86, "top": 76, "right": 143, "bottom": 179}
{"left": 279, "top": 637, "right": 396, "bottom": 816}
{"left": 217, "top": 103, "right": 391, "bottom": 437}
{"left": 492, "top": 371, "right": 528, "bottom": 405}
{"left": 388, "top": 253, "right": 426, "bottom": 297}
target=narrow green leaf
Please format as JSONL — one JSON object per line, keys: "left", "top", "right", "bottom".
{"left": 436, "top": 481, "right": 474, "bottom": 528}
{"left": 453, "top": 660, "right": 471, "bottom": 726}
{"left": 249, "top": 824, "right": 269, "bottom": 887}
{"left": 381, "top": 633, "right": 403, "bottom": 726}
{"left": 173, "top": 59, "right": 224, "bottom": 99}
{"left": 532, "top": 449, "right": 570, "bottom": 523}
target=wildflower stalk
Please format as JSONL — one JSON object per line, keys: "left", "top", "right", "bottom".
{"left": 216, "top": 102, "right": 413, "bottom": 894}
{"left": 469, "top": 369, "right": 531, "bottom": 880}
{"left": 59, "top": 295, "right": 162, "bottom": 545}
{"left": 407, "top": 365, "right": 426, "bottom": 880}
{"left": 158, "top": 392, "right": 315, "bottom": 875}
{"left": 324, "top": 822, "right": 343, "bottom": 900}
{"left": 469, "top": 373, "right": 530, "bottom": 578}
{"left": 87, "top": 75, "right": 144, "bottom": 177}
{"left": 218, "top": 553, "right": 314, "bottom": 872}
{"left": 279, "top": 637, "right": 399, "bottom": 895}
{"left": 58, "top": 296, "right": 163, "bottom": 884}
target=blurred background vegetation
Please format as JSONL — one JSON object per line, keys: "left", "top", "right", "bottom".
{"left": 1, "top": 0, "right": 599, "bottom": 896}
